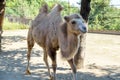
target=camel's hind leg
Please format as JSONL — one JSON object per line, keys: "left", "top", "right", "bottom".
{"left": 25, "top": 29, "right": 34, "bottom": 75}
{"left": 43, "top": 50, "right": 52, "bottom": 79}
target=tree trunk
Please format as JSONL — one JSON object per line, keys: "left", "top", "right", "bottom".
{"left": 74, "top": 0, "right": 91, "bottom": 69}
{"left": 0, "top": 0, "right": 6, "bottom": 52}
{"left": 80, "top": 0, "right": 91, "bottom": 22}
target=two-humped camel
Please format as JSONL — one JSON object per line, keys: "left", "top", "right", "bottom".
{"left": 26, "top": 4, "right": 87, "bottom": 80}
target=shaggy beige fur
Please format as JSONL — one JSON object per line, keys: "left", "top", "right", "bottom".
{"left": 26, "top": 4, "right": 63, "bottom": 80}
{"left": 26, "top": 4, "right": 87, "bottom": 80}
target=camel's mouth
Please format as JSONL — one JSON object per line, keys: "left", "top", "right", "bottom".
{"left": 82, "top": 28, "right": 87, "bottom": 33}
{"left": 79, "top": 25, "right": 88, "bottom": 34}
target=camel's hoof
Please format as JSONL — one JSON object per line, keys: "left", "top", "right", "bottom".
{"left": 25, "top": 70, "right": 31, "bottom": 75}
{"left": 50, "top": 76, "right": 54, "bottom": 80}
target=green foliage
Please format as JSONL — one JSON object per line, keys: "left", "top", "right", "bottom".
{"left": 5, "top": 0, "right": 79, "bottom": 30}
{"left": 5, "top": 0, "right": 120, "bottom": 31}
{"left": 89, "top": 0, "right": 120, "bottom": 31}
{"left": 5, "top": 0, "right": 79, "bottom": 18}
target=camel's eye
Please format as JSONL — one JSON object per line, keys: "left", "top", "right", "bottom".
{"left": 71, "top": 21, "right": 76, "bottom": 24}
{"left": 76, "top": 15, "right": 80, "bottom": 19}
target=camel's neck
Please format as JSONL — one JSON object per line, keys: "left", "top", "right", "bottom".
{"left": 67, "top": 32, "right": 80, "bottom": 53}
{"left": 58, "top": 23, "right": 80, "bottom": 60}
{"left": 60, "top": 24, "right": 80, "bottom": 54}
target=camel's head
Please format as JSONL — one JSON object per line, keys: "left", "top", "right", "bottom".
{"left": 64, "top": 14, "right": 87, "bottom": 35}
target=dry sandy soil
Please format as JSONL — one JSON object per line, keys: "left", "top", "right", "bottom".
{"left": 0, "top": 30, "right": 120, "bottom": 80}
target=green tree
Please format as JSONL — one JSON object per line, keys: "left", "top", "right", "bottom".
{"left": 89, "top": 0, "right": 120, "bottom": 31}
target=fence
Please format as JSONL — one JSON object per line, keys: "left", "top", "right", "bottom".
{"left": 5, "top": 15, "right": 32, "bottom": 25}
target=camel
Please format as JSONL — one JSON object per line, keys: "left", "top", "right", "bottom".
{"left": 25, "top": 4, "right": 87, "bottom": 80}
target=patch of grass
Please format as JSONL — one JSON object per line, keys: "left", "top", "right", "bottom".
{"left": 3, "top": 18, "right": 29, "bottom": 30}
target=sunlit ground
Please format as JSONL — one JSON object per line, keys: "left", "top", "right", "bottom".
{"left": 0, "top": 30, "right": 120, "bottom": 80}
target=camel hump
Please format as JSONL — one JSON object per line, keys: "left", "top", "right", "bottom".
{"left": 39, "top": 3, "right": 48, "bottom": 13}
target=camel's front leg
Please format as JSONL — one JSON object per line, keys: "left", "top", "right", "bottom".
{"left": 25, "top": 30, "right": 34, "bottom": 75}
{"left": 68, "top": 59, "right": 77, "bottom": 80}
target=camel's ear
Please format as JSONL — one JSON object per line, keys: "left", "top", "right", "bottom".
{"left": 64, "top": 16, "right": 70, "bottom": 22}
{"left": 39, "top": 4, "right": 48, "bottom": 13}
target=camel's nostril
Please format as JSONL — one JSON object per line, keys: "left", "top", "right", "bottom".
{"left": 83, "top": 27, "right": 86, "bottom": 31}
{"left": 81, "top": 26, "right": 87, "bottom": 33}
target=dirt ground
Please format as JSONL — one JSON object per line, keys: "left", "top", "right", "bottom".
{"left": 0, "top": 30, "right": 120, "bottom": 80}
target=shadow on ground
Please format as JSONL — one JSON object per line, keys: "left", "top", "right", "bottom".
{"left": 0, "top": 35, "right": 120, "bottom": 80}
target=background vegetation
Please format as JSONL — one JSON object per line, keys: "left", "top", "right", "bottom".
{"left": 3, "top": 18, "right": 28, "bottom": 30}
{"left": 3, "top": 0, "right": 120, "bottom": 31}
{"left": 89, "top": 0, "right": 120, "bottom": 31}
